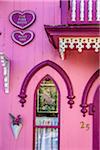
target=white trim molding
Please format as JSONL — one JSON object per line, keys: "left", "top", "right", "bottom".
{"left": 0, "top": 52, "right": 10, "bottom": 93}
{"left": 59, "top": 37, "right": 100, "bottom": 60}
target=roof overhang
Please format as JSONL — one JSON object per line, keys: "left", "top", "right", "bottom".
{"left": 44, "top": 24, "right": 100, "bottom": 60}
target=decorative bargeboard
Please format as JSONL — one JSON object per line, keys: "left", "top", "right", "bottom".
{"left": 0, "top": 52, "right": 10, "bottom": 93}
{"left": 59, "top": 37, "right": 100, "bottom": 60}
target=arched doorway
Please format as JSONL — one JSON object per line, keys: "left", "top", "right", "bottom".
{"left": 80, "top": 69, "right": 100, "bottom": 150}
{"left": 93, "top": 86, "right": 100, "bottom": 150}
{"left": 80, "top": 69, "right": 100, "bottom": 117}
{"left": 18, "top": 60, "right": 75, "bottom": 150}
{"left": 33, "top": 75, "right": 60, "bottom": 150}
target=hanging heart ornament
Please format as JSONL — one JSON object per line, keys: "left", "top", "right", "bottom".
{"left": 9, "top": 10, "right": 36, "bottom": 29}
{"left": 11, "top": 30, "right": 35, "bottom": 46}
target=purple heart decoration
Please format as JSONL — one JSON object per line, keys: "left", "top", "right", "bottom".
{"left": 11, "top": 30, "right": 35, "bottom": 46}
{"left": 9, "top": 10, "right": 36, "bottom": 29}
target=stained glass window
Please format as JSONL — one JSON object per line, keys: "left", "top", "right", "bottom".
{"left": 33, "top": 76, "right": 60, "bottom": 150}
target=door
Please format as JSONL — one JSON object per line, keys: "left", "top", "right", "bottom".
{"left": 93, "top": 86, "right": 100, "bottom": 150}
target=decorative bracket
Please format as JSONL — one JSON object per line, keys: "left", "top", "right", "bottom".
{"left": 0, "top": 52, "right": 10, "bottom": 93}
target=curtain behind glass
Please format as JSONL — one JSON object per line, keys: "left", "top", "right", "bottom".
{"left": 35, "top": 128, "right": 58, "bottom": 150}
{"left": 35, "top": 117, "right": 58, "bottom": 150}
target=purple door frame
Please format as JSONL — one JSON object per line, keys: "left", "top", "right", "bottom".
{"left": 80, "top": 69, "right": 100, "bottom": 117}
{"left": 93, "top": 86, "right": 100, "bottom": 150}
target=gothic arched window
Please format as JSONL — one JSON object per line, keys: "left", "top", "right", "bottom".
{"left": 33, "top": 75, "right": 60, "bottom": 150}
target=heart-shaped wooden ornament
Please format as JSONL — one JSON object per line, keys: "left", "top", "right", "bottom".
{"left": 11, "top": 30, "right": 35, "bottom": 46}
{"left": 9, "top": 10, "right": 36, "bottom": 29}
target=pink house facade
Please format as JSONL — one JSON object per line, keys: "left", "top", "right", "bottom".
{"left": 0, "top": 0, "right": 99, "bottom": 150}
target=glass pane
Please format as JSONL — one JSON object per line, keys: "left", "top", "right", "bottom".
{"left": 35, "top": 128, "right": 58, "bottom": 150}
{"left": 34, "top": 76, "right": 59, "bottom": 150}
{"left": 36, "top": 77, "right": 58, "bottom": 115}
{"left": 36, "top": 117, "right": 58, "bottom": 126}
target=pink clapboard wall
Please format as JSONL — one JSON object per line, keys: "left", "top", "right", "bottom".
{"left": 0, "top": 0, "right": 99, "bottom": 150}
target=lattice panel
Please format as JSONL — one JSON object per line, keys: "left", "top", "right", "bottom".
{"left": 59, "top": 37, "right": 100, "bottom": 60}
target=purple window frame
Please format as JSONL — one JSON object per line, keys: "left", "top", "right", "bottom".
{"left": 61, "top": 0, "right": 99, "bottom": 24}
{"left": 33, "top": 75, "right": 60, "bottom": 150}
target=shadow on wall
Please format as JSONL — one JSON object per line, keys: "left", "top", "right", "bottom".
{"left": 65, "top": 50, "right": 99, "bottom": 69}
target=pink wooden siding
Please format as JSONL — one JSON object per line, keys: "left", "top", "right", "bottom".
{"left": 0, "top": 0, "right": 99, "bottom": 150}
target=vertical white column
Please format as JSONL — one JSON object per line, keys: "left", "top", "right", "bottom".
{"left": 88, "top": 0, "right": 93, "bottom": 21}
{"left": 96, "top": 0, "right": 100, "bottom": 21}
{"left": 0, "top": 52, "right": 10, "bottom": 93}
{"left": 80, "top": 0, "right": 85, "bottom": 21}
{"left": 72, "top": 0, "right": 76, "bottom": 21}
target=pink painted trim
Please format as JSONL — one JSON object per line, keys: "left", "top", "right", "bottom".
{"left": 80, "top": 69, "right": 100, "bottom": 117}
{"left": 18, "top": 60, "right": 75, "bottom": 108}
{"left": 33, "top": 75, "right": 61, "bottom": 150}
{"left": 9, "top": 10, "right": 36, "bottom": 29}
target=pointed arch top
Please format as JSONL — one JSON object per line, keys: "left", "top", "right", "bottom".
{"left": 34, "top": 74, "right": 60, "bottom": 114}
{"left": 35, "top": 74, "right": 59, "bottom": 92}
{"left": 18, "top": 60, "right": 75, "bottom": 107}
{"left": 80, "top": 69, "right": 100, "bottom": 117}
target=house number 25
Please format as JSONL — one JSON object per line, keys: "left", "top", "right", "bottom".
{"left": 80, "top": 121, "right": 90, "bottom": 131}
